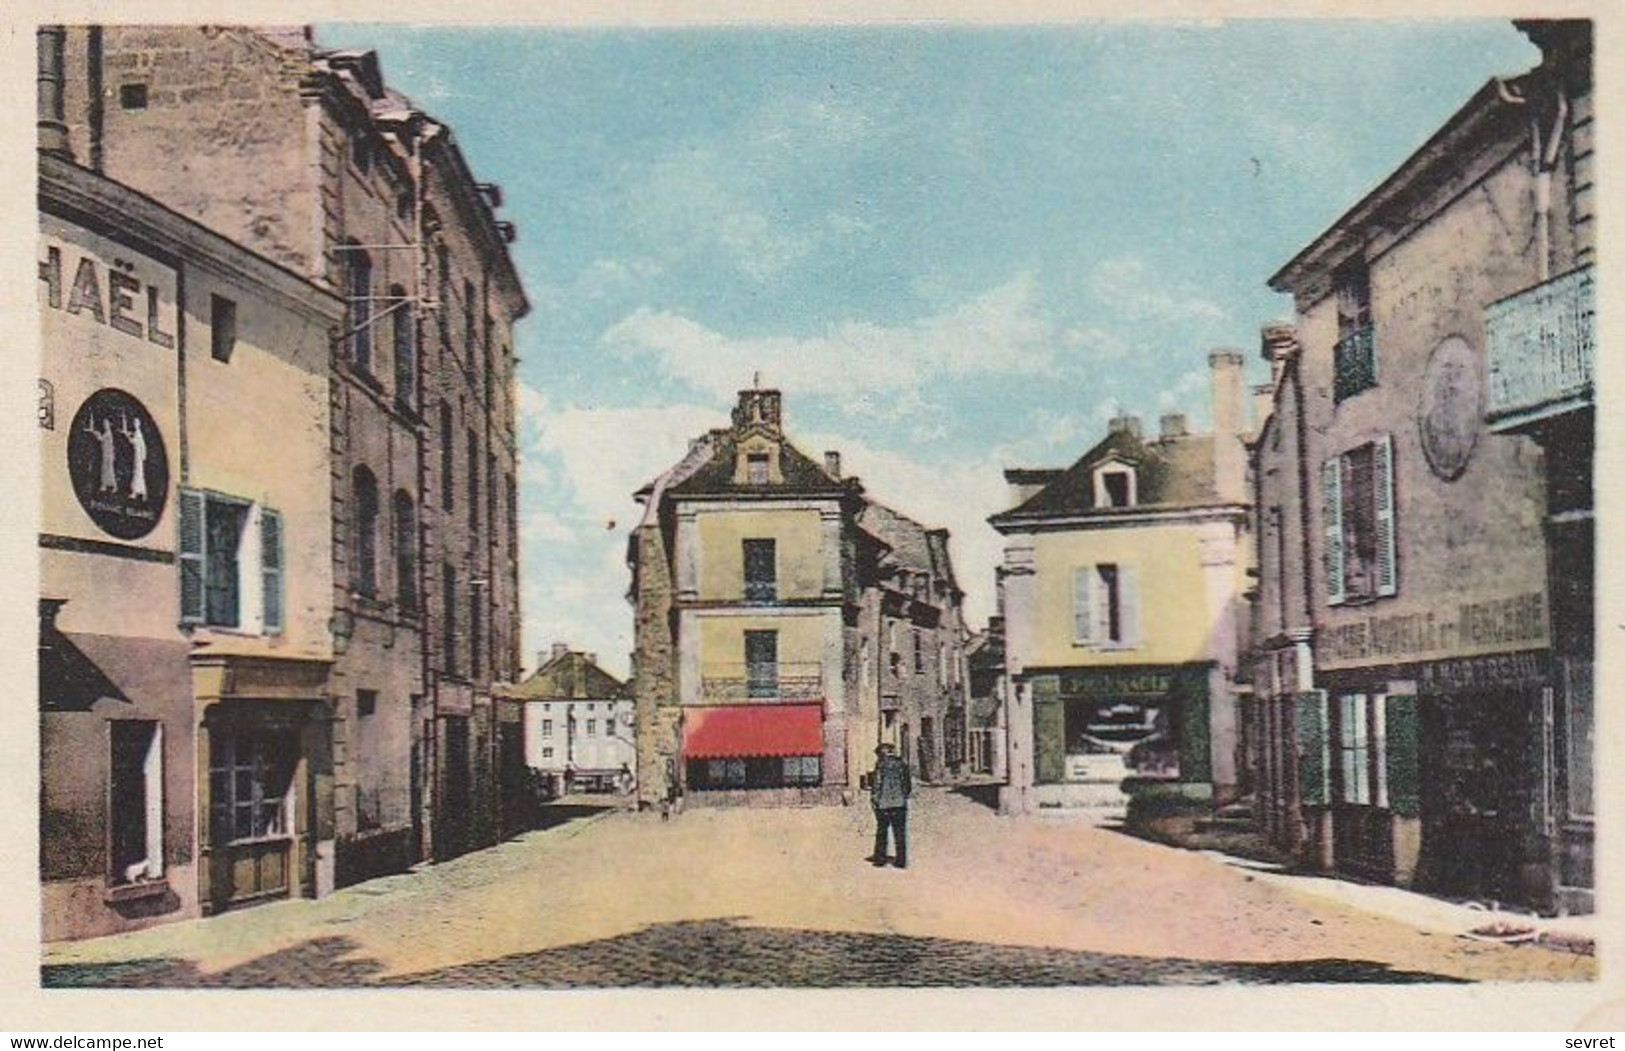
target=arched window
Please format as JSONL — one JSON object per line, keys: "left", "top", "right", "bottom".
{"left": 390, "top": 283, "right": 416, "bottom": 409}
{"left": 394, "top": 490, "right": 417, "bottom": 611}
{"left": 353, "top": 466, "right": 379, "bottom": 597}
{"left": 346, "top": 244, "right": 373, "bottom": 375}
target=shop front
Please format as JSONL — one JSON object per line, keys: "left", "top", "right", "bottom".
{"left": 680, "top": 703, "right": 830, "bottom": 802}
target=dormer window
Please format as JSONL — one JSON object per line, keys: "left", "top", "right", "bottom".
{"left": 746, "top": 452, "right": 770, "bottom": 485}
{"left": 1093, "top": 461, "right": 1137, "bottom": 509}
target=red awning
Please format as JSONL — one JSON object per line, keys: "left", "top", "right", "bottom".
{"left": 682, "top": 704, "right": 824, "bottom": 759}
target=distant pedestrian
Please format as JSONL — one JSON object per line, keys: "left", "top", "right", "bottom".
{"left": 867, "top": 743, "right": 912, "bottom": 868}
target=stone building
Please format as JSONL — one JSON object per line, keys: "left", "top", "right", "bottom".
{"left": 964, "top": 619, "right": 1008, "bottom": 778}
{"left": 990, "top": 353, "right": 1253, "bottom": 816}
{"left": 508, "top": 646, "right": 635, "bottom": 794}
{"left": 1245, "top": 20, "right": 1593, "bottom": 912}
{"left": 629, "top": 388, "right": 969, "bottom": 807}
{"left": 37, "top": 144, "right": 345, "bottom": 939}
{"left": 45, "top": 25, "right": 529, "bottom": 887}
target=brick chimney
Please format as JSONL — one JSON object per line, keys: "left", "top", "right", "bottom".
{"left": 1159, "top": 413, "right": 1188, "bottom": 439}
{"left": 1107, "top": 415, "right": 1142, "bottom": 440}
{"left": 1209, "top": 349, "right": 1247, "bottom": 503}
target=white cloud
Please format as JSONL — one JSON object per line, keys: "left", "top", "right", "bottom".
{"left": 601, "top": 273, "right": 1062, "bottom": 417}
{"left": 1087, "top": 256, "right": 1229, "bottom": 325}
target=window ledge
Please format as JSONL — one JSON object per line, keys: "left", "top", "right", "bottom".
{"left": 104, "top": 878, "right": 169, "bottom": 904}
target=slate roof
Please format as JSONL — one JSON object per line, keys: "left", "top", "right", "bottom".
{"left": 989, "top": 425, "right": 1225, "bottom": 530}
{"left": 505, "top": 651, "right": 630, "bottom": 701}
{"left": 636, "top": 429, "right": 853, "bottom": 501}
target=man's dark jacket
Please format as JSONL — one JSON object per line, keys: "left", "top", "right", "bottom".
{"left": 870, "top": 754, "right": 912, "bottom": 810}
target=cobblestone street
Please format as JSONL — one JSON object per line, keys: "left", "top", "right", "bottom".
{"left": 43, "top": 790, "right": 1594, "bottom": 988}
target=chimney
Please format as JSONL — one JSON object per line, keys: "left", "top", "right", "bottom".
{"left": 550, "top": 643, "right": 569, "bottom": 662}
{"left": 824, "top": 451, "right": 842, "bottom": 478}
{"left": 1107, "top": 415, "right": 1142, "bottom": 440}
{"left": 584, "top": 653, "right": 598, "bottom": 668}
{"left": 37, "top": 27, "right": 71, "bottom": 158}
{"left": 1159, "top": 413, "right": 1188, "bottom": 439}
{"left": 1251, "top": 384, "right": 1274, "bottom": 437}
{"left": 1260, "top": 323, "right": 1299, "bottom": 388}
{"left": 732, "top": 388, "right": 783, "bottom": 434}
{"left": 1209, "top": 349, "right": 1247, "bottom": 503}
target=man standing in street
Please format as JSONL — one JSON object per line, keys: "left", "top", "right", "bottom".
{"left": 868, "top": 743, "right": 912, "bottom": 868}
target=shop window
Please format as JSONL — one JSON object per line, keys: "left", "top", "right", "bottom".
{"left": 1072, "top": 563, "right": 1139, "bottom": 647}
{"left": 179, "top": 490, "right": 283, "bottom": 634}
{"left": 1333, "top": 261, "right": 1376, "bottom": 402}
{"left": 687, "top": 755, "right": 821, "bottom": 790}
{"left": 109, "top": 721, "right": 163, "bottom": 885}
{"left": 745, "top": 630, "right": 778, "bottom": 698}
{"left": 209, "top": 733, "right": 295, "bottom": 845}
{"left": 743, "top": 538, "right": 777, "bottom": 602}
{"left": 1322, "top": 436, "right": 1396, "bottom": 605}
{"left": 210, "top": 295, "right": 236, "bottom": 363}
{"left": 1332, "top": 693, "right": 1381, "bottom": 806}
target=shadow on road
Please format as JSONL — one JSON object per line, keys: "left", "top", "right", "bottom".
{"left": 948, "top": 783, "right": 1002, "bottom": 812}
{"left": 530, "top": 803, "right": 617, "bottom": 833}
{"left": 43, "top": 919, "right": 1468, "bottom": 989}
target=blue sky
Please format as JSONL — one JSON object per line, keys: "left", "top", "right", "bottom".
{"left": 318, "top": 20, "right": 1540, "bottom": 678}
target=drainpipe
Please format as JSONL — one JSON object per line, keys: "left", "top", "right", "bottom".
{"left": 37, "top": 26, "right": 71, "bottom": 158}
{"left": 1496, "top": 77, "right": 1567, "bottom": 283}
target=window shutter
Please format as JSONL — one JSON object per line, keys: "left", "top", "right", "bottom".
{"left": 1321, "top": 458, "right": 1345, "bottom": 606}
{"left": 1383, "top": 692, "right": 1421, "bottom": 817}
{"left": 1072, "top": 566, "right": 1094, "bottom": 644}
{"left": 261, "top": 507, "right": 285, "bottom": 635}
{"left": 178, "top": 488, "right": 206, "bottom": 625}
{"left": 1296, "top": 689, "right": 1330, "bottom": 806}
{"left": 1118, "top": 564, "right": 1140, "bottom": 646}
{"left": 1374, "top": 434, "right": 1397, "bottom": 597}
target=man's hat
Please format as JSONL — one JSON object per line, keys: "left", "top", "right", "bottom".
{"left": 875, "top": 743, "right": 895, "bottom": 756}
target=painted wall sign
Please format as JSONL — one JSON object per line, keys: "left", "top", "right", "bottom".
{"left": 1055, "top": 665, "right": 1204, "bottom": 698}
{"left": 67, "top": 389, "right": 169, "bottom": 540}
{"left": 1318, "top": 591, "right": 1547, "bottom": 666}
{"left": 1417, "top": 335, "right": 1484, "bottom": 481}
{"left": 38, "top": 241, "right": 177, "bottom": 349}
{"left": 1419, "top": 650, "right": 1547, "bottom": 693}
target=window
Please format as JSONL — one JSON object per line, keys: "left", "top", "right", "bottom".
{"left": 542, "top": 747, "right": 554, "bottom": 760}
{"left": 353, "top": 467, "right": 379, "bottom": 598}
{"left": 440, "top": 403, "right": 454, "bottom": 508}
{"left": 210, "top": 295, "right": 236, "bottom": 363}
{"left": 743, "top": 539, "right": 777, "bottom": 602}
{"left": 1333, "top": 693, "right": 1379, "bottom": 806}
{"left": 468, "top": 430, "right": 480, "bottom": 533}
{"left": 179, "top": 490, "right": 284, "bottom": 634}
{"left": 346, "top": 245, "right": 373, "bottom": 374}
{"left": 394, "top": 491, "right": 417, "bottom": 611}
{"left": 209, "top": 733, "right": 295, "bottom": 844}
{"left": 463, "top": 278, "right": 476, "bottom": 354}
{"left": 541, "top": 719, "right": 553, "bottom": 736}
{"left": 358, "top": 689, "right": 377, "bottom": 717}
{"left": 351, "top": 131, "right": 372, "bottom": 174}
{"left": 1096, "top": 467, "right": 1135, "bottom": 509}
{"left": 745, "top": 630, "right": 778, "bottom": 698}
{"left": 442, "top": 564, "right": 458, "bottom": 675}
{"left": 109, "top": 721, "right": 163, "bottom": 885}
{"left": 913, "top": 629, "right": 924, "bottom": 673}
{"left": 746, "top": 452, "right": 769, "bottom": 485}
{"left": 1333, "top": 261, "right": 1376, "bottom": 402}
{"left": 391, "top": 285, "right": 416, "bottom": 409}
{"left": 1322, "top": 436, "right": 1396, "bottom": 605}
{"left": 470, "top": 582, "right": 484, "bottom": 677}
{"left": 687, "top": 755, "right": 821, "bottom": 790}
{"left": 435, "top": 242, "right": 451, "bottom": 349}
{"left": 586, "top": 719, "right": 597, "bottom": 736}
{"left": 119, "top": 83, "right": 148, "bottom": 110}
{"left": 507, "top": 474, "right": 519, "bottom": 558}
{"left": 1072, "top": 563, "right": 1139, "bottom": 647}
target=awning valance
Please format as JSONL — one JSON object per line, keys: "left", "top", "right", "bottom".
{"left": 682, "top": 703, "right": 823, "bottom": 759}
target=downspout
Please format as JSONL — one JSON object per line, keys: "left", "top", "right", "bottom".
{"left": 1496, "top": 76, "right": 1567, "bottom": 282}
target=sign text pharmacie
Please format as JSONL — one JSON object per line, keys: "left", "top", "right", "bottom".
{"left": 1318, "top": 590, "right": 1547, "bottom": 665}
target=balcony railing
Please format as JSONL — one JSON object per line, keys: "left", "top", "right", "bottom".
{"left": 1487, "top": 265, "right": 1595, "bottom": 432}
{"left": 699, "top": 662, "right": 824, "bottom": 703}
{"left": 1333, "top": 325, "right": 1377, "bottom": 403}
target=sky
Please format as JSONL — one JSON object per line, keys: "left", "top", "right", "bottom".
{"left": 318, "top": 20, "right": 1541, "bottom": 679}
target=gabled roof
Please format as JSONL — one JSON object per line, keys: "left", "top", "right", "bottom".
{"left": 639, "top": 430, "right": 852, "bottom": 500}
{"left": 505, "top": 651, "right": 630, "bottom": 701}
{"left": 989, "top": 426, "right": 1222, "bottom": 530}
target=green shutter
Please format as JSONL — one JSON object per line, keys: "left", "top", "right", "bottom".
{"left": 1321, "top": 458, "right": 1344, "bottom": 606}
{"left": 261, "top": 507, "right": 285, "bottom": 635}
{"left": 1031, "top": 676, "right": 1065, "bottom": 784}
{"left": 1374, "top": 434, "right": 1397, "bottom": 597}
{"left": 1384, "top": 692, "right": 1420, "bottom": 817}
{"left": 1178, "top": 687, "right": 1211, "bottom": 783}
{"left": 178, "top": 488, "right": 206, "bottom": 625}
{"left": 1296, "top": 689, "right": 1330, "bottom": 806}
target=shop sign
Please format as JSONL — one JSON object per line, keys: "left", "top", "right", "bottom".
{"left": 1057, "top": 667, "right": 1198, "bottom": 698}
{"left": 1318, "top": 591, "right": 1546, "bottom": 665}
{"left": 39, "top": 237, "right": 177, "bottom": 349}
{"left": 1419, "top": 650, "right": 1547, "bottom": 694}
{"left": 68, "top": 388, "right": 169, "bottom": 540}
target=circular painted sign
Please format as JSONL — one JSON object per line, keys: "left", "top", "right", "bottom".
{"left": 1417, "top": 335, "right": 1484, "bottom": 482}
{"left": 67, "top": 388, "right": 169, "bottom": 540}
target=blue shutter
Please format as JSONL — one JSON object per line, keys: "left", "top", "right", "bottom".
{"left": 1321, "top": 458, "right": 1344, "bottom": 606}
{"left": 1374, "top": 434, "right": 1397, "bottom": 597}
{"left": 1118, "top": 564, "right": 1140, "bottom": 647}
{"left": 178, "top": 488, "right": 206, "bottom": 625}
{"left": 261, "top": 507, "right": 284, "bottom": 635}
